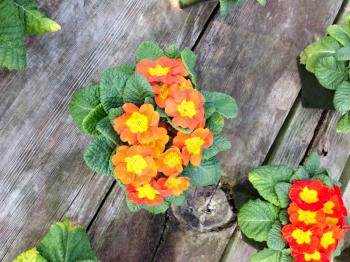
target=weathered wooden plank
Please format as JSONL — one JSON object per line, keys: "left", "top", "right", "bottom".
{"left": 153, "top": 1, "right": 343, "bottom": 261}
{"left": 0, "top": 0, "right": 217, "bottom": 261}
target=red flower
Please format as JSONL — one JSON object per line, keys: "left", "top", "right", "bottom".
{"left": 290, "top": 180, "right": 331, "bottom": 211}
{"left": 288, "top": 202, "right": 326, "bottom": 228}
{"left": 282, "top": 224, "right": 321, "bottom": 253}
{"left": 293, "top": 251, "right": 330, "bottom": 262}
{"left": 136, "top": 57, "right": 188, "bottom": 84}
{"left": 319, "top": 227, "right": 344, "bottom": 256}
{"left": 127, "top": 180, "right": 166, "bottom": 206}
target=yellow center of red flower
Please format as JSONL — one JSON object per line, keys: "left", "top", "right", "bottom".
{"left": 159, "top": 84, "right": 169, "bottom": 100}
{"left": 320, "top": 232, "right": 335, "bottom": 249}
{"left": 297, "top": 209, "right": 317, "bottom": 225}
{"left": 136, "top": 184, "right": 160, "bottom": 200}
{"left": 125, "top": 155, "right": 147, "bottom": 175}
{"left": 185, "top": 137, "right": 205, "bottom": 155}
{"left": 177, "top": 100, "right": 197, "bottom": 118}
{"left": 304, "top": 251, "right": 321, "bottom": 261}
{"left": 323, "top": 201, "right": 335, "bottom": 214}
{"left": 326, "top": 217, "right": 339, "bottom": 226}
{"left": 291, "top": 228, "right": 312, "bottom": 244}
{"left": 148, "top": 65, "right": 170, "bottom": 76}
{"left": 163, "top": 151, "right": 182, "bottom": 168}
{"left": 126, "top": 112, "right": 149, "bottom": 133}
{"left": 165, "top": 177, "right": 182, "bottom": 189}
{"left": 299, "top": 187, "right": 319, "bottom": 204}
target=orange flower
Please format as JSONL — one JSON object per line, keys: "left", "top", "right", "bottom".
{"left": 318, "top": 227, "right": 344, "bottom": 256}
{"left": 152, "top": 77, "right": 193, "bottom": 108}
{"left": 282, "top": 224, "right": 321, "bottom": 253}
{"left": 136, "top": 57, "right": 188, "bottom": 84}
{"left": 158, "top": 176, "right": 190, "bottom": 196}
{"left": 173, "top": 128, "right": 213, "bottom": 166}
{"left": 114, "top": 103, "right": 160, "bottom": 145}
{"left": 139, "top": 127, "right": 169, "bottom": 156}
{"left": 293, "top": 251, "right": 329, "bottom": 262}
{"left": 127, "top": 180, "right": 164, "bottom": 206}
{"left": 165, "top": 88, "right": 205, "bottom": 130}
{"left": 288, "top": 202, "right": 326, "bottom": 228}
{"left": 290, "top": 180, "right": 331, "bottom": 211}
{"left": 157, "top": 147, "right": 183, "bottom": 176}
{"left": 112, "top": 145, "right": 157, "bottom": 187}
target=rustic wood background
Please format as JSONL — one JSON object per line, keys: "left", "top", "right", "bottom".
{"left": 1, "top": 0, "right": 350, "bottom": 261}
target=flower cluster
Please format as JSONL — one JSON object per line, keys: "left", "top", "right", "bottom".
{"left": 112, "top": 57, "right": 213, "bottom": 208}
{"left": 282, "top": 180, "right": 348, "bottom": 262}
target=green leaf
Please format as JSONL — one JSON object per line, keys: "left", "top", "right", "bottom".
{"left": 84, "top": 137, "right": 114, "bottom": 176}
{"left": 166, "top": 193, "right": 187, "bottom": 206}
{"left": 82, "top": 104, "right": 107, "bottom": 136}
{"left": 203, "top": 91, "right": 238, "bottom": 119}
{"left": 123, "top": 74, "right": 154, "bottom": 105}
{"left": 300, "top": 36, "right": 340, "bottom": 73}
{"left": 182, "top": 158, "right": 221, "bottom": 186}
{"left": 248, "top": 165, "right": 294, "bottom": 206}
{"left": 312, "top": 174, "right": 334, "bottom": 187}
{"left": 144, "top": 96, "right": 155, "bottom": 105}
{"left": 15, "top": 0, "right": 61, "bottom": 35}
{"left": 206, "top": 112, "right": 224, "bottom": 135}
{"left": 250, "top": 248, "right": 293, "bottom": 262}
{"left": 37, "top": 220, "right": 97, "bottom": 262}
{"left": 327, "top": 24, "right": 350, "bottom": 46}
{"left": 202, "top": 135, "right": 231, "bottom": 160}
{"left": 143, "top": 202, "right": 169, "bottom": 214}
{"left": 135, "top": 41, "right": 164, "bottom": 62}
{"left": 290, "top": 166, "right": 310, "bottom": 182}
{"left": 0, "top": 0, "right": 26, "bottom": 70}
{"left": 314, "top": 56, "right": 346, "bottom": 90}
{"left": 337, "top": 113, "right": 350, "bottom": 133}
{"left": 69, "top": 85, "right": 101, "bottom": 132}
{"left": 279, "top": 209, "right": 289, "bottom": 225}
{"left": 108, "top": 107, "right": 124, "bottom": 123}
{"left": 204, "top": 103, "right": 216, "bottom": 119}
{"left": 157, "top": 108, "right": 192, "bottom": 134}
{"left": 256, "top": 0, "right": 267, "bottom": 6}
{"left": 126, "top": 199, "right": 143, "bottom": 213}
{"left": 13, "top": 248, "right": 48, "bottom": 262}
{"left": 165, "top": 44, "right": 181, "bottom": 59}
{"left": 219, "top": 0, "right": 240, "bottom": 16}
{"left": 238, "top": 199, "right": 279, "bottom": 242}
{"left": 334, "top": 81, "right": 350, "bottom": 112}
{"left": 303, "top": 151, "right": 324, "bottom": 175}
{"left": 100, "top": 67, "right": 130, "bottom": 111}
{"left": 275, "top": 182, "right": 291, "bottom": 209}
{"left": 267, "top": 221, "right": 286, "bottom": 251}
{"left": 181, "top": 49, "right": 198, "bottom": 87}
{"left": 96, "top": 117, "right": 119, "bottom": 145}
{"left": 336, "top": 46, "right": 350, "bottom": 61}
{"left": 110, "top": 64, "right": 135, "bottom": 75}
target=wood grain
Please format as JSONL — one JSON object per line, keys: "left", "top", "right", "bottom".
{"left": 0, "top": 0, "right": 216, "bottom": 261}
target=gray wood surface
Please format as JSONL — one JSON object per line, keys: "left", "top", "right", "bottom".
{"left": 0, "top": 0, "right": 349, "bottom": 262}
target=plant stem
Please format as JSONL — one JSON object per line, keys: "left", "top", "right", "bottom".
{"left": 179, "top": 0, "right": 209, "bottom": 9}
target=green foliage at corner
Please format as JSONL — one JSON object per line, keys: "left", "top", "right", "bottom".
{"left": 0, "top": 0, "right": 61, "bottom": 70}
{"left": 182, "top": 158, "right": 222, "bottom": 186}
{"left": 203, "top": 91, "right": 238, "bottom": 119}
{"left": 13, "top": 220, "right": 98, "bottom": 262}
{"left": 250, "top": 248, "right": 293, "bottom": 262}
{"left": 301, "top": 16, "right": 350, "bottom": 133}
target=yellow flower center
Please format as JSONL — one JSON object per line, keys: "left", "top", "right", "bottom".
{"left": 148, "top": 65, "right": 170, "bottom": 76}
{"left": 159, "top": 84, "right": 169, "bottom": 100}
{"left": 136, "top": 184, "right": 160, "bottom": 200}
{"left": 326, "top": 217, "right": 339, "bottom": 226}
{"left": 321, "top": 232, "right": 335, "bottom": 249}
{"left": 125, "top": 155, "right": 147, "bottom": 175}
{"left": 323, "top": 201, "right": 335, "bottom": 214}
{"left": 165, "top": 177, "right": 182, "bottom": 189}
{"left": 299, "top": 187, "right": 319, "bottom": 204}
{"left": 177, "top": 100, "right": 197, "bottom": 118}
{"left": 163, "top": 152, "right": 182, "bottom": 168}
{"left": 304, "top": 251, "right": 321, "bottom": 261}
{"left": 291, "top": 229, "right": 312, "bottom": 244}
{"left": 178, "top": 79, "right": 192, "bottom": 90}
{"left": 297, "top": 209, "right": 317, "bottom": 225}
{"left": 185, "top": 137, "right": 205, "bottom": 155}
{"left": 126, "top": 112, "right": 149, "bottom": 133}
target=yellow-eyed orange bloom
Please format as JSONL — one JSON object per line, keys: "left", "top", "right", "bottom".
{"left": 158, "top": 176, "right": 190, "bottom": 196}
{"left": 136, "top": 57, "right": 188, "bottom": 84}
{"left": 293, "top": 251, "right": 329, "bottom": 262}
{"left": 157, "top": 147, "right": 183, "bottom": 176}
{"left": 127, "top": 180, "right": 164, "bottom": 206}
{"left": 173, "top": 128, "right": 213, "bottom": 166}
{"left": 139, "top": 126, "right": 169, "bottom": 156}
{"left": 319, "top": 227, "right": 344, "bottom": 256}
{"left": 165, "top": 88, "right": 205, "bottom": 130}
{"left": 112, "top": 145, "right": 157, "bottom": 187}
{"left": 288, "top": 202, "right": 326, "bottom": 228}
{"left": 114, "top": 103, "right": 160, "bottom": 145}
